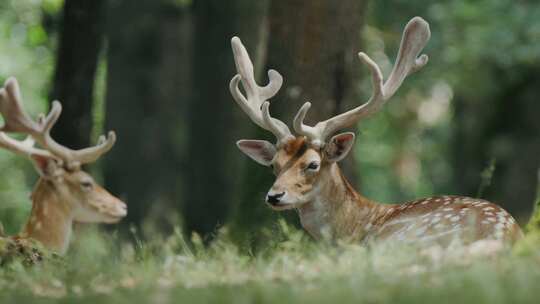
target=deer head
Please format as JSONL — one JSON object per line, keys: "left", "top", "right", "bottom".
{"left": 230, "top": 17, "right": 430, "bottom": 211}
{"left": 0, "top": 77, "right": 126, "bottom": 252}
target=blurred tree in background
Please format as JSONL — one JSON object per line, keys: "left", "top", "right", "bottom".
{"left": 104, "top": 0, "right": 189, "bottom": 229}
{"left": 183, "top": 0, "right": 268, "bottom": 239}
{"left": 0, "top": 0, "right": 539, "bottom": 243}
{"left": 50, "top": 0, "right": 106, "bottom": 149}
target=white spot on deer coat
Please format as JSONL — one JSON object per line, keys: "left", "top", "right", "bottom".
{"left": 415, "top": 226, "right": 427, "bottom": 236}
{"left": 494, "top": 223, "right": 505, "bottom": 231}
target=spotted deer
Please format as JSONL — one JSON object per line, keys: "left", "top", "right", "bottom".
{"left": 0, "top": 77, "right": 127, "bottom": 254}
{"left": 230, "top": 17, "right": 523, "bottom": 247}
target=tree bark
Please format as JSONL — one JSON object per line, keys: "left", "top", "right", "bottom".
{"left": 183, "top": 0, "right": 269, "bottom": 238}
{"left": 104, "top": 1, "right": 190, "bottom": 227}
{"left": 265, "top": 0, "right": 366, "bottom": 182}
{"left": 452, "top": 66, "right": 540, "bottom": 220}
{"left": 50, "top": 0, "right": 106, "bottom": 148}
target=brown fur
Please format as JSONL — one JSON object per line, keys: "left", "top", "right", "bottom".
{"left": 20, "top": 179, "right": 73, "bottom": 252}
{"left": 283, "top": 137, "right": 307, "bottom": 155}
{"left": 266, "top": 137, "right": 523, "bottom": 246}
{"left": 13, "top": 170, "right": 126, "bottom": 254}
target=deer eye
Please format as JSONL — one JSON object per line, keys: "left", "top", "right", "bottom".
{"left": 80, "top": 180, "right": 93, "bottom": 190}
{"left": 306, "top": 161, "right": 319, "bottom": 171}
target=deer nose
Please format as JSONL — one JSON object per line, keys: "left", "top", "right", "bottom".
{"left": 118, "top": 202, "right": 127, "bottom": 217}
{"left": 266, "top": 191, "right": 286, "bottom": 204}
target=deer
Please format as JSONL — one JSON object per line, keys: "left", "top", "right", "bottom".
{"left": 0, "top": 77, "right": 127, "bottom": 255}
{"left": 229, "top": 17, "right": 523, "bottom": 247}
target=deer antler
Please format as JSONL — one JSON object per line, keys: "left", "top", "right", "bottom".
{"left": 0, "top": 77, "right": 116, "bottom": 168}
{"left": 293, "top": 17, "right": 431, "bottom": 147}
{"left": 0, "top": 133, "right": 53, "bottom": 159}
{"left": 230, "top": 37, "right": 294, "bottom": 146}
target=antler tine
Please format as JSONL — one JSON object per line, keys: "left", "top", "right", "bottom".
{"left": 381, "top": 17, "right": 430, "bottom": 98}
{"left": 0, "top": 78, "right": 55, "bottom": 160}
{"left": 293, "top": 17, "right": 430, "bottom": 145}
{"left": 0, "top": 78, "right": 116, "bottom": 168}
{"left": 230, "top": 36, "right": 293, "bottom": 145}
{"left": 0, "top": 77, "right": 42, "bottom": 134}
{"left": 67, "top": 131, "right": 117, "bottom": 165}
{"left": 36, "top": 101, "right": 116, "bottom": 167}
{"left": 0, "top": 132, "right": 54, "bottom": 159}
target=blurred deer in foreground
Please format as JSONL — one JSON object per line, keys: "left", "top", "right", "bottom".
{"left": 0, "top": 78, "right": 126, "bottom": 255}
{"left": 230, "top": 17, "right": 523, "bottom": 246}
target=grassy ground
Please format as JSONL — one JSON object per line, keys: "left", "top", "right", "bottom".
{"left": 0, "top": 221, "right": 539, "bottom": 304}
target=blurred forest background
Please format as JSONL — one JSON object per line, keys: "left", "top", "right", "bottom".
{"left": 0, "top": 0, "right": 539, "bottom": 244}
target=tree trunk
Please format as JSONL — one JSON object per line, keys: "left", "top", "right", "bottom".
{"left": 104, "top": 1, "right": 190, "bottom": 228}
{"left": 265, "top": 0, "right": 366, "bottom": 182}
{"left": 231, "top": 0, "right": 368, "bottom": 241}
{"left": 452, "top": 66, "right": 540, "bottom": 221}
{"left": 49, "top": 0, "right": 106, "bottom": 148}
{"left": 183, "top": 0, "right": 268, "bottom": 238}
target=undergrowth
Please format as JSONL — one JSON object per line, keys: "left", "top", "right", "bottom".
{"left": 0, "top": 220, "right": 539, "bottom": 303}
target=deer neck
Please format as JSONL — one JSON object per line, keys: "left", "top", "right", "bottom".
{"left": 297, "top": 163, "right": 385, "bottom": 241}
{"left": 19, "top": 178, "right": 74, "bottom": 254}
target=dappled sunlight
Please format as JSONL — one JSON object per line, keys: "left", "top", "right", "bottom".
{"left": 417, "top": 82, "right": 453, "bottom": 127}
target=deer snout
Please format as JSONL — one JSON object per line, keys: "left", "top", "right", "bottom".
{"left": 104, "top": 201, "right": 127, "bottom": 224}
{"left": 266, "top": 191, "right": 286, "bottom": 205}
{"left": 116, "top": 201, "right": 127, "bottom": 217}
{"left": 107, "top": 197, "right": 127, "bottom": 219}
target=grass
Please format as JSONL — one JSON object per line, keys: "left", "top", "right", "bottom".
{"left": 0, "top": 221, "right": 539, "bottom": 304}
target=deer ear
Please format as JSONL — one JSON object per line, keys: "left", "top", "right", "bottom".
{"left": 237, "top": 140, "right": 276, "bottom": 166}
{"left": 30, "top": 154, "right": 60, "bottom": 177}
{"left": 325, "top": 132, "right": 355, "bottom": 162}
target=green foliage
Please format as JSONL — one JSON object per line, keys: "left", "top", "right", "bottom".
{"left": 525, "top": 170, "right": 540, "bottom": 233}
{"left": 476, "top": 158, "right": 496, "bottom": 198}
{"left": 0, "top": 0, "right": 56, "bottom": 234}
{"left": 41, "top": 0, "right": 64, "bottom": 15}
{"left": 358, "top": 0, "right": 540, "bottom": 205}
